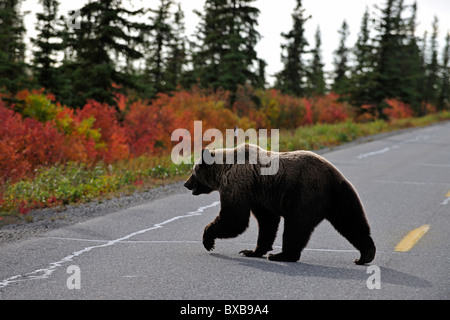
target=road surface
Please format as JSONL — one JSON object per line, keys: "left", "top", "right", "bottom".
{"left": 0, "top": 122, "right": 449, "bottom": 301}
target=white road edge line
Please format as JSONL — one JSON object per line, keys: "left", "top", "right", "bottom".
{"left": 357, "top": 145, "right": 400, "bottom": 159}
{"left": 356, "top": 133, "right": 437, "bottom": 160}
{"left": 0, "top": 201, "right": 220, "bottom": 289}
{"left": 43, "top": 237, "right": 202, "bottom": 244}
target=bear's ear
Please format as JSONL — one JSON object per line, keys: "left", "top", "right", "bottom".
{"left": 201, "top": 148, "right": 213, "bottom": 165}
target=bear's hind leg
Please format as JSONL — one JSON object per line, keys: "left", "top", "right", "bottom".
{"left": 240, "top": 211, "right": 280, "bottom": 258}
{"left": 268, "top": 216, "right": 318, "bottom": 262}
{"left": 327, "top": 213, "right": 376, "bottom": 265}
{"left": 326, "top": 182, "right": 376, "bottom": 265}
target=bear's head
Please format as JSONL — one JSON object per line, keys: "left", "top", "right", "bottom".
{"left": 184, "top": 149, "right": 217, "bottom": 195}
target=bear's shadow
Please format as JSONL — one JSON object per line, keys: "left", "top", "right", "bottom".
{"left": 209, "top": 253, "right": 432, "bottom": 288}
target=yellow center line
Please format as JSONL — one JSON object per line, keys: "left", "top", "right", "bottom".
{"left": 446, "top": 191, "right": 450, "bottom": 198}
{"left": 394, "top": 224, "right": 430, "bottom": 252}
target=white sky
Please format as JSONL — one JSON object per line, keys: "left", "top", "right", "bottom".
{"left": 22, "top": 0, "right": 450, "bottom": 85}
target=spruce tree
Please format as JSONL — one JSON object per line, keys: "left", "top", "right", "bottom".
{"left": 438, "top": 32, "right": 450, "bottom": 110}
{"left": 32, "top": 0, "right": 62, "bottom": 93}
{"left": 350, "top": 1, "right": 433, "bottom": 116}
{"left": 275, "top": 0, "right": 310, "bottom": 97}
{"left": 372, "top": 0, "right": 410, "bottom": 118}
{"left": 255, "top": 58, "right": 267, "bottom": 89}
{"left": 398, "top": 1, "right": 422, "bottom": 113}
{"left": 374, "top": 0, "right": 399, "bottom": 117}
{"left": 220, "top": 1, "right": 249, "bottom": 93}
{"left": 145, "top": 0, "right": 173, "bottom": 97}
{"left": 332, "top": 20, "right": 350, "bottom": 95}
{"left": 53, "top": 15, "right": 82, "bottom": 108}
{"left": 0, "top": 0, "right": 27, "bottom": 95}
{"left": 424, "top": 16, "right": 439, "bottom": 107}
{"left": 417, "top": 31, "right": 429, "bottom": 113}
{"left": 306, "top": 26, "right": 326, "bottom": 96}
{"left": 193, "top": 0, "right": 262, "bottom": 93}
{"left": 191, "top": 0, "right": 225, "bottom": 90}
{"left": 349, "top": 7, "right": 378, "bottom": 113}
{"left": 63, "top": 0, "right": 150, "bottom": 108}
{"left": 164, "top": 3, "right": 187, "bottom": 92}
{"left": 229, "top": 0, "right": 262, "bottom": 91}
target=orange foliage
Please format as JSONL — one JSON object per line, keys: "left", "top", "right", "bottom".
{"left": 384, "top": 99, "right": 414, "bottom": 119}
{"left": 0, "top": 87, "right": 434, "bottom": 184}
{"left": 124, "top": 90, "right": 241, "bottom": 156}
{"left": 307, "top": 93, "right": 351, "bottom": 124}
{"left": 123, "top": 99, "right": 160, "bottom": 156}
{"left": 258, "top": 89, "right": 306, "bottom": 129}
{"left": 303, "top": 99, "right": 314, "bottom": 125}
{"left": 77, "top": 100, "right": 130, "bottom": 163}
{"left": 256, "top": 90, "right": 351, "bottom": 128}
{"left": 0, "top": 100, "right": 65, "bottom": 183}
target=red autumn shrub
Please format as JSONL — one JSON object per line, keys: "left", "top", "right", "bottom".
{"left": 0, "top": 103, "right": 30, "bottom": 183}
{"left": 76, "top": 100, "right": 130, "bottom": 163}
{"left": 303, "top": 98, "right": 314, "bottom": 125}
{"left": 124, "top": 91, "right": 219, "bottom": 157}
{"left": 258, "top": 89, "right": 306, "bottom": 129}
{"left": 170, "top": 90, "right": 239, "bottom": 131}
{"left": 52, "top": 107, "right": 97, "bottom": 163}
{"left": 123, "top": 99, "right": 160, "bottom": 156}
{"left": 0, "top": 101, "right": 65, "bottom": 183}
{"left": 123, "top": 90, "right": 246, "bottom": 157}
{"left": 309, "top": 93, "right": 351, "bottom": 124}
{"left": 23, "top": 118, "right": 65, "bottom": 167}
{"left": 154, "top": 99, "right": 195, "bottom": 153}
{"left": 384, "top": 99, "right": 414, "bottom": 119}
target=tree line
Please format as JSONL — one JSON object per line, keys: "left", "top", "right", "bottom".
{"left": 0, "top": 0, "right": 449, "bottom": 117}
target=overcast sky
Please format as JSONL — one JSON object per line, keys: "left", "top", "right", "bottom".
{"left": 22, "top": 0, "right": 450, "bottom": 84}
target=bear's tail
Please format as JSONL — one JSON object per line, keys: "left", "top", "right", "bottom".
{"left": 327, "top": 179, "right": 376, "bottom": 265}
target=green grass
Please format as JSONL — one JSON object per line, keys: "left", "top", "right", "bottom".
{"left": 0, "top": 157, "right": 192, "bottom": 221}
{"left": 1, "top": 111, "right": 449, "bottom": 221}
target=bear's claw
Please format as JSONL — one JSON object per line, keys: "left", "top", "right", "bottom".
{"left": 203, "top": 238, "right": 215, "bottom": 251}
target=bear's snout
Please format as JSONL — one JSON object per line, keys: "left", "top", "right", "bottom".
{"left": 184, "top": 174, "right": 196, "bottom": 190}
{"left": 184, "top": 173, "right": 214, "bottom": 195}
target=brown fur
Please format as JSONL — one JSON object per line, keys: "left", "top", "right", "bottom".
{"left": 184, "top": 144, "right": 375, "bottom": 264}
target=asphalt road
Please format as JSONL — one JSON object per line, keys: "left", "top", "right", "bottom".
{"left": 1, "top": 122, "right": 449, "bottom": 300}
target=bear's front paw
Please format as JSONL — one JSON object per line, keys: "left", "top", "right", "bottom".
{"left": 239, "top": 250, "right": 264, "bottom": 258}
{"left": 203, "top": 237, "right": 215, "bottom": 251}
{"left": 203, "top": 223, "right": 216, "bottom": 251}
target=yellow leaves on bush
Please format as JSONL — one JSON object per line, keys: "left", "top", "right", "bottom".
{"left": 21, "top": 94, "right": 59, "bottom": 123}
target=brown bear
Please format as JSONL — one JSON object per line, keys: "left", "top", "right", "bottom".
{"left": 184, "top": 144, "right": 375, "bottom": 264}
